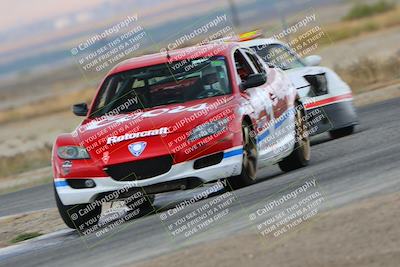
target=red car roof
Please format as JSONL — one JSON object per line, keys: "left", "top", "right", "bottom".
{"left": 109, "top": 43, "right": 238, "bottom": 75}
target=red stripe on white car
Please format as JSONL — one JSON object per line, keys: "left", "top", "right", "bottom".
{"left": 304, "top": 93, "right": 353, "bottom": 109}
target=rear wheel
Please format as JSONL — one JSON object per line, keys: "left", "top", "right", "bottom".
{"left": 278, "top": 104, "right": 310, "bottom": 172}
{"left": 329, "top": 125, "right": 354, "bottom": 139}
{"left": 54, "top": 185, "right": 101, "bottom": 231}
{"left": 226, "top": 121, "right": 258, "bottom": 190}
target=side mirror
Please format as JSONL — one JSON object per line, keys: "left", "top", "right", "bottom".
{"left": 72, "top": 103, "right": 88, "bottom": 116}
{"left": 304, "top": 55, "right": 322, "bottom": 66}
{"left": 241, "top": 73, "right": 267, "bottom": 89}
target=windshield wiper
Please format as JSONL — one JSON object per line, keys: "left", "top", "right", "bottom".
{"left": 151, "top": 99, "right": 183, "bottom": 108}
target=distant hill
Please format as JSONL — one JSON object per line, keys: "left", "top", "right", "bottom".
{"left": 0, "top": 0, "right": 341, "bottom": 80}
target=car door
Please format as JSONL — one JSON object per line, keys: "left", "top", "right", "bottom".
{"left": 246, "top": 49, "right": 290, "bottom": 119}
{"left": 244, "top": 48, "right": 299, "bottom": 162}
{"left": 234, "top": 48, "right": 278, "bottom": 162}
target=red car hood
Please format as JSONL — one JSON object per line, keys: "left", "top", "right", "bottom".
{"left": 75, "top": 95, "right": 235, "bottom": 160}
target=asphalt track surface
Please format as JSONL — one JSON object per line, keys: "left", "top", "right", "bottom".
{"left": 0, "top": 98, "right": 399, "bottom": 267}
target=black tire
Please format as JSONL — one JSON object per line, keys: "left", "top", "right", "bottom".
{"left": 54, "top": 185, "right": 102, "bottom": 231}
{"left": 329, "top": 125, "right": 354, "bottom": 139}
{"left": 278, "top": 104, "right": 311, "bottom": 172}
{"left": 226, "top": 120, "right": 258, "bottom": 190}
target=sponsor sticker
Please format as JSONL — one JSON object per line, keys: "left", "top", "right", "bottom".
{"left": 107, "top": 127, "right": 169, "bottom": 145}
{"left": 61, "top": 161, "right": 73, "bottom": 175}
{"left": 102, "top": 151, "right": 110, "bottom": 164}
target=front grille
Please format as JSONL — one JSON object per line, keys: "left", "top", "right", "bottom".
{"left": 104, "top": 155, "right": 173, "bottom": 181}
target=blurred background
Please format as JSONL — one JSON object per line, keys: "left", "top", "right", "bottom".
{"left": 0, "top": 0, "right": 399, "bottom": 193}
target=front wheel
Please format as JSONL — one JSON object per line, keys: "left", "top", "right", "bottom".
{"left": 54, "top": 185, "right": 102, "bottom": 231}
{"left": 278, "top": 104, "right": 310, "bottom": 172}
{"left": 226, "top": 121, "right": 258, "bottom": 190}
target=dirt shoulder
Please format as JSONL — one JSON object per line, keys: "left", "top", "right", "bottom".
{"left": 353, "top": 81, "right": 400, "bottom": 107}
{"left": 0, "top": 208, "right": 65, "bottom": 248}
{"left": 318, "top": 25, "right": 400, "bottom": 69}
{"left": 131, "top": 191, "right": 400, "bottom": 267}
{"left": 0, "top": 167, "right": 52, "bottom": 195}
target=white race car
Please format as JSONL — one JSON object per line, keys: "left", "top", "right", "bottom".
{"left": 240, "top": 37, "right": 358, "bottom": 138}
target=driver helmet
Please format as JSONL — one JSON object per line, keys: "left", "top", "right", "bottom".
{"left": 202, "top": 67, "right": 219, "bottom": 87}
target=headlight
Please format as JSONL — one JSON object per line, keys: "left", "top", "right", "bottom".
{"left": 188, "top": 118, "right": 229, "bottom": 142}
{"left": 304, "top": 73, "right": 328, "bottom": 96}
{"left": 57, "top": 146, "right": 90, "bottom": 159}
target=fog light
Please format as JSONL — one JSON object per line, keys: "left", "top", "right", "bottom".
{"left": 66, "top": 179, "right": 96, "bottom": 189}
{"left": 84, "top": 179, "right": 95, "bottom": 188}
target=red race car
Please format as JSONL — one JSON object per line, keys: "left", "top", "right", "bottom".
{"left": 52, "top": 42, "right": 310, "bottom": 230}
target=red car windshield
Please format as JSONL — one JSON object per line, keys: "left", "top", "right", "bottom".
{"left": 90, "top": 56, "right": 231, "bottom": 118}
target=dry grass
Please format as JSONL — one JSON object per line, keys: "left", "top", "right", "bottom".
{"left": 321, "top": 6, "right": 400, "bottom": 44}
{"left": 10, "top": 232, "right": 42, "bottom": 244}
{"left": 0, "top": 88, "right": 95, "bottom": 125}
{"left": 283, "top": 5, "right": 400, "bottom": 46}
{"left": 334, "top": 55, "right": 400, "bottom": 93}
{"left": 0, "top": 145, "right": 52, "bottom": 178}
{"left": 343, "top": 0, "right": 395, "bottom": 21}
